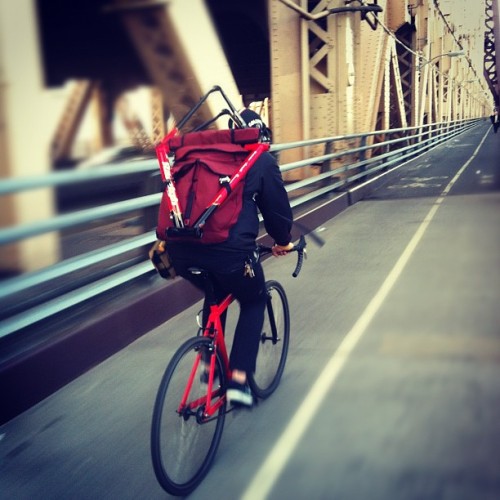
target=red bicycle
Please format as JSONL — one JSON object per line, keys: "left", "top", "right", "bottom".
{"left": 150, "top": 236, "right": 306, "bottom": 496}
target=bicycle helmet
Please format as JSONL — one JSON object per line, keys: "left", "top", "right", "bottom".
{"left": 229, "top": 108, "right": 272, "bottom": 142}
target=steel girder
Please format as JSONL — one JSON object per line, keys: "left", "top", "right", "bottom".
{"left": 484, "top": 0, "right": 499, "bottom": 105}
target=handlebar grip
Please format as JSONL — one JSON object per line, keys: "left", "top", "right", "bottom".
{"left": 292, "top": 235, "right": 307, "bottom": 278}
{"left": 257, "top": 235, "right": 307, "bottom": 277}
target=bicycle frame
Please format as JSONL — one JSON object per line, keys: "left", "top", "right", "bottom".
{"left": 178, "top": 292, "right": 234, "bottom": 420}
{"left": 151, "top": 237, "right": 305, "bottom": 496}
{"left": 176, "top": 236, "right": 307, "bottom": 420}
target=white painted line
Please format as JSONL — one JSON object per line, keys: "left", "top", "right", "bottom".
{"left": 241, "top": 127, "right": 490, "bottom": 500}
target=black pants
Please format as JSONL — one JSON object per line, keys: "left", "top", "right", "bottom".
{"left": 167, "top": 245, "right": 267, "bottom": 374}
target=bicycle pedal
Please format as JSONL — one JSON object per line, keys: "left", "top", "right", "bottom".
{"left": 229, "top": 402, "right": 254, "bottom": 412}
{"left": 228, "top": 395, "right": 258, "bottom": 411}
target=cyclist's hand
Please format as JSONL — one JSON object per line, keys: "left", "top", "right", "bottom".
{"left": 272, "top": 242, "right": 294, "bottom": 257}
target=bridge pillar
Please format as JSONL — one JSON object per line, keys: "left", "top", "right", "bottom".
{"left": 115, "top": 0, "right": 242, "bottom": 132}
{"left": 0, "top": 0, "right": 59, "bottom": 273}
{"left": 268, "top": 0, "right": 304, "bottom": 171}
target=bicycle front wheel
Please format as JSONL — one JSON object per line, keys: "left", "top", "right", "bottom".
{"left": 249, "top": 280, "right": 290, "bottom": 399}
{"left": 151, "top": 336, "right": 227, "bottom": 496}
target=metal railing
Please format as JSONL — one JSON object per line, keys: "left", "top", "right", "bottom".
{"left": 0, "top": 118, "right": 483, "bottom": 339}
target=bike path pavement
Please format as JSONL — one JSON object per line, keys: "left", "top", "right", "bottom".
{"left": 192, "top": 121, "right": 500, "bottom": 499}
{"left": 236, "top": 123, "right": 500, "bottom": 500}
{"left": 0, "top": 122, "right": 498, "bottom": 499}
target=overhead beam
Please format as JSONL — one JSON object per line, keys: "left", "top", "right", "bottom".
{"left": 113, "top": 0, "right": 242, "bottom": 132}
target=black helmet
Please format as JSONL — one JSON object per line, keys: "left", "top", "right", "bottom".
{"left": 240, "top": 109, "right": 266, "bottom": 128}
{"left": 231, "top": 108, "right": 272, "bottom": 143}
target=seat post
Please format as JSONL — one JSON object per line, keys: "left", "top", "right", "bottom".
{"left": 188, "top": 267, "right": 217, "bottom": 306}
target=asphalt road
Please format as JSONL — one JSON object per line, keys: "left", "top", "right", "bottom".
{"left": 1, "top": 121, "right": 499, "bottom": 499}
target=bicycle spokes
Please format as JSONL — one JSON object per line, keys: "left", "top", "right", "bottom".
{"left": 248, "top": 280, "right": 290, "bottom": 399}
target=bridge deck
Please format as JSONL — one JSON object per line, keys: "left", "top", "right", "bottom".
{"left": 1, "top": 121, "right": 499, "bottom": 499}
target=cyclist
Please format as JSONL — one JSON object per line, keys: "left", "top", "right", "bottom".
{"left": 164, "top": 109, "right": 294, "bottom": 407}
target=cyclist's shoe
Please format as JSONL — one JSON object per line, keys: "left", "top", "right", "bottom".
{"left": 227, "top": 381, "right": 253, "bottom": 408}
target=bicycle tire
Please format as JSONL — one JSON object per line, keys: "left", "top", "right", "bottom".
{"left": 151, "top": 336, "right": 227, "bottom": 496}
{"left": 248, "top": 280, "right": 290, "bottom": 399}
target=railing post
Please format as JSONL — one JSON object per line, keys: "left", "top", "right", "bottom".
{"left": 321, "top": 140, "right": 333, "bottom": 175}
{"left": 358, "top": 136, "right": 367, "bottom": 172}
{"left": 142, "top": 173, "right": 163, "bottom": 233}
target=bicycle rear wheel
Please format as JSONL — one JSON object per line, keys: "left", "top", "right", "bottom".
{"left": 151, "top": 336, "right": 227, "bottom": 496}
{"left": 249, "top": 280, "right": 290, "bottom": 399}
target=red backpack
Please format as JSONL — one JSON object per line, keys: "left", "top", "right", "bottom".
{"left": 156, "top": 127, "right": 267, "bottom": 244}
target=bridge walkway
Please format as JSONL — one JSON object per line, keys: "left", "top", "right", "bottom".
{"left": 1, "top": 122, "right": 499, "bottom": 499}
